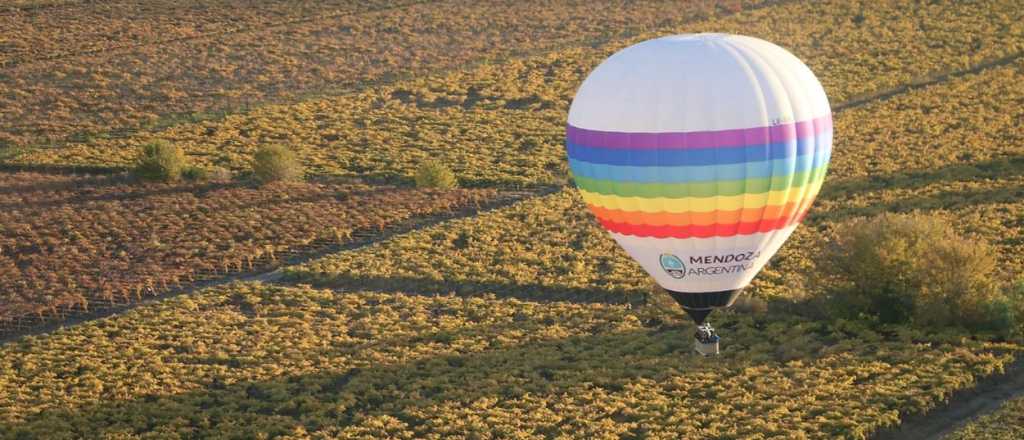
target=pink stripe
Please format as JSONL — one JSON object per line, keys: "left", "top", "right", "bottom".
{"left": 567, "top": 114, "right": 832, "bottom": 150}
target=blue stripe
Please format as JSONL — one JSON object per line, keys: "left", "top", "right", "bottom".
{"left": 569, "top": 147, "right": 832, "bottom": 183}
{"left": 566, "top": 131, "right": 832, "bottom": 167}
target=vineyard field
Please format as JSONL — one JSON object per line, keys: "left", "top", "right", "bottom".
{"left": 0, "top": 171, "right": 499, "bottom": 329}
{"left": 2, "top": 0, "right": 1024, "bottom": 437}
{"left": 286, "top": 189, "right": 651, "bottom": 304}
{"left": 946, "top": 394, "right": 1024, "bottom": 439}
{"left": 2, "top": 0, "right": 419, "bottom": 66}
{"left": 762, "top": 58, "right": 1024, "bottom": 293}
{"left": 0, "top": 0, "right": 763, "bottom": 147}
{"left": 0, "top": 282, "right": 1013, "bottom": 439}
{"left": 1, "top": 0, "right": 77, "bottom": 10}
{"left": 9, "top": 0, "right": 1022, "bottom": 187}
{"left": 828, "top": 59, "right": 1024, "bottom": 180}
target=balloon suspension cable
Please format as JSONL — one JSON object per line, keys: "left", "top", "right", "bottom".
{"left": 694, "top": 321, "right": 720, "bottom": 356}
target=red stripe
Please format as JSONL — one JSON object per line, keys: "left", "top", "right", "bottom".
{"left": 599, "top": 209, "right": 809, "bottom": 238}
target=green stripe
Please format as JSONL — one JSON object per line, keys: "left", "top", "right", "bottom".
{"left": 573, "top": 165, "right": 829, "bottom": 198}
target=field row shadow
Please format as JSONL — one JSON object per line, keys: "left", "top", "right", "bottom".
{"left": 284, "top": 272, "right": 649, "bottom": 308}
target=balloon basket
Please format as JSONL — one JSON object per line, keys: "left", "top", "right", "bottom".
{"left": 694, "top": 322, "right": 720, "bottom": 356}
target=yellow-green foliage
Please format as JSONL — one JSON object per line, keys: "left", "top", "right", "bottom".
{"left": 286, "top": 189, "right": 651, "bottom": 303}
{"left": 133, "top": 140, "right": 186, "bottom": 182}
{"left": 394, "top": 0, "right": 1024, "bottom": 108}
{"left": 0, "top": 282, "right": 636, "bottom": 427}
{"left": 414, "top": 159, "right": 457, "bottom": 189}
{"left": 829, "top": 60, "right": 1024, "bottom": 180}
{"left": 9, "top": 0, "right": 1023, "bottom": 185}
{"left": 822, "top": 213, "right": 1003, "bottom": 329}
{"left": 0, "top": 2, "right": 1023, "bottom": 438}
{"left": 252, "top": 145, "right": 303, "bottom": 183}
{"left": 0, "top": 282, "right": 1013, "bottom": 439}
{"left": 946, "top": 394, "right": 1024, "bottom": 440}
{"left": 2, "top": 0, "right": 764, "bottom": 147}
{"left": 756, "top": 60, "right": 1024, "bottom": 298}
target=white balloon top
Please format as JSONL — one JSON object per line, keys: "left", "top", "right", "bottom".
{"left": 567, "top": 33, "right": 831, "bottom": 133}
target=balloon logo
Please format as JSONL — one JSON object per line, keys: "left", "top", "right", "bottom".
{"left": 659, "top": 254, "right": 686, "bottom": 279}
{"left": 566, "top": 34, "right": 832, "bottom": 331}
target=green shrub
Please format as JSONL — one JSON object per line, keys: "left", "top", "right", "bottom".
{"left": 134, "top": 141, "right": 186, "bottom": 182}
{"left": 414, "top": 160, "right": 458, "bottom": 189}
{"left": 181, "top": 166, "right": 207, "bottom": 182}
{"left": 822, "top": 213, "right": 1005, "bottom": 331}
{"left": 991, "top": 281, "right": 1024, "bottom": 339}
{"left": 252, "top": 145, "right": 302, "bottom": 183}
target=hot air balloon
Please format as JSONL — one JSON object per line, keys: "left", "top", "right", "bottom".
{"left": 566, "top": 34, "right": 832, "bottom": 355}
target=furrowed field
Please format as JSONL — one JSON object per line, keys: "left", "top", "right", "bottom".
{"left": 946, "top": 394, "right": 1024, "bottom": 439}
{"left": 0, "top": 0, "right": 767, "bottom": 148}
{"left": 0, "top": 171, "right": 507, "bottom": 329}
{"left": 1, "top": 0, "right": 1023, "bottom": 439}
{"left": 0, "top": 282, "right": 1016, "bottom": 439}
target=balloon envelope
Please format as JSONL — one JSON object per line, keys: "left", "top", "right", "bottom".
{"left": 566, "top": 34, "right": 832, "bottom": 322}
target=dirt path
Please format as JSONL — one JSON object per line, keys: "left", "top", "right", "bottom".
{"left": 873, "top": 354, "right": 1024, "bottom": 440}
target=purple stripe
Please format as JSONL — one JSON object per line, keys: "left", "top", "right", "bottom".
{"left": 566, "top": 114, "right": 832, "bottom": 150}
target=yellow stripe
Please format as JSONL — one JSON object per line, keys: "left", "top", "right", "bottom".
{"left": 578, "top": 179, "right": 824, "bottom": 213}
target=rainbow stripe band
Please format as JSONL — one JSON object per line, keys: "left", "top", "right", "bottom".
{"left": 574, "top": 164, "right": 828, "bottom": 198}
{"left": 568, "top": 146, "right": 831, "bottom": 183}
{"left": 578, "top": 180, "right": 824, "bottom": 213}
{"left": 566, "top": 131, "right": 828, "bottom": 166}
{"left": 568, "top": 116, "right": 831, "bottom": 239}
{"left": 566, "top": 115, "right": 832, "bottom": 150}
